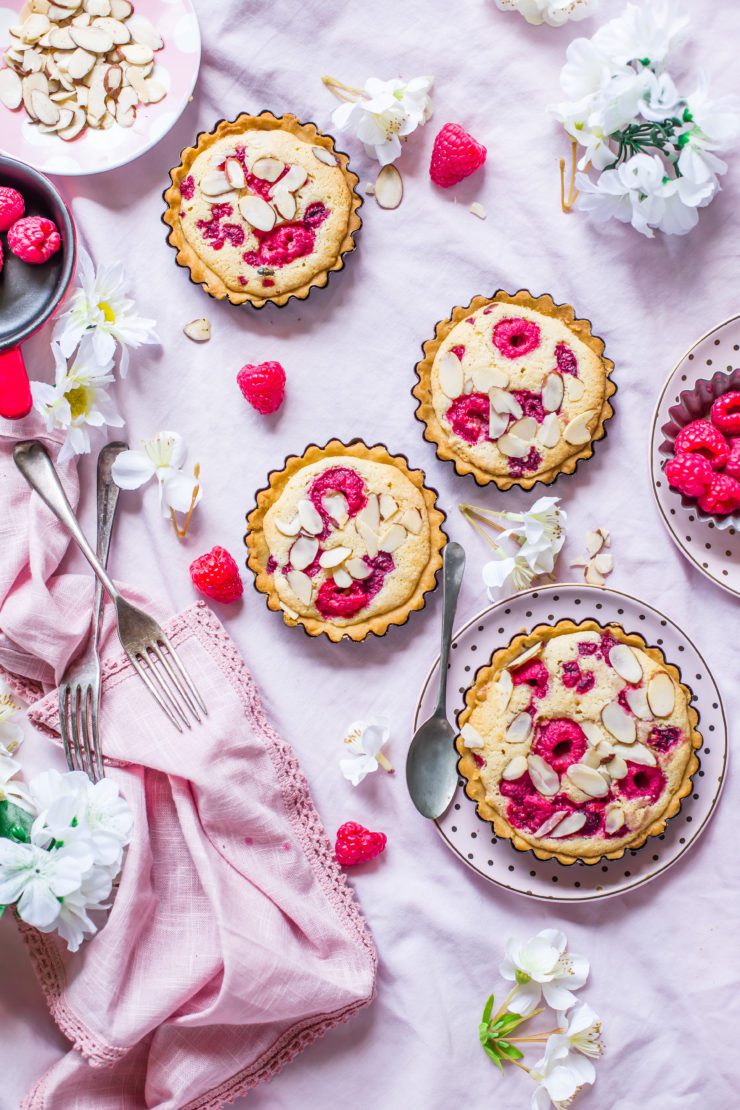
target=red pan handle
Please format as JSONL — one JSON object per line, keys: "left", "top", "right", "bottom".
{"left": 0, "top": 347, "right": 32, "bottom": 420}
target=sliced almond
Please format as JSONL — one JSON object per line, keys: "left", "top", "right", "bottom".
{"left": 608, "top": 644, "right": 643, "bottom": 685}
{"left": 542, "top": 372, "right": 564, "bottom": 412}
{"left": 461, "top": 723, "right": 485, "bottom": 750}
{"left": 489, "top": 408, "right": 509, "bottom": 440}
{"left": 510, "top": 642, "right": 543, "bottom": 668}
{"left": 346, "top": 557, "right": 372, "bottom": 580}
{"left": 379, "top": 524, "right": 406, "bottom": 553}
{"left": 401, "top": 508, "right": 422, "bottom": 535}
{"left": 357, "top": 493, "right": 380, "bottom": 531}
{"left": 290, "top": 535, "right": 319, "bottom": 571}
{"left": 374, "top": 163, "right": 403, "bottom": 209}
{"left": 280, "top": 164, "right": 308, "bottom": 192}
{"left": 91, "top": 15, "right": 130, "bottom": 44}
{"left": 69, "top": 24, "right": 112, "bottom": 52}
{"left": 498, "top": 668, "right": 513, "bottom": 710}
{"left": 581, "top": 720, "right": 605, "bottom": 747}
{"left": 238, "top": 193, "right": 276, "bottom": 232}
{"left": 527, "top": 753, "right": 559, "bottom": 796}
{"left": 549, "top": 811, "right": 587, "bottom": 838}
{"left": 103, "top": 62, "right": 122, "bottom": 92}
{"left": 323, "top": 492, "right": 349, "bottom": 527}
{"left": 0, "top": 68, "right": 23, "bottom": 109}
{"left": 563, "top": 410, "right": 596, "bottom": 446}
{"left": 143, "top": 77, "right": 165, "bottom": 104}
{"left": 58, "top": 103, "right": 86, "bottom": 138}
{"left": 625, "top": 686, "right": 651, "bottom": 720}
{"left": 20, "top": 13, "right": 50, "bottom": 42}
{"left": 30, "top": 87, "right": 59, "bottom": 123}
{"left": 538, "top": 412, "right": 561, "bottom": 448}
{"left": 200, "top": 171, "right": 233, "bottom": 198}
{"left": 592, "top": 553, "right": 614, "bottom": 575}
{"left": 127, "top": 13, "right": 163, "bottom": 50}
{"left": 502, "top": 753, "right": 528, "bottom": 781}
{"left": 119, "top": 42, "right": 152, "bottom": 65}
{"left": 85, "top": 0, "right": 111, "bottom": 14}
{"left": 275, "top": 516, "right": 300, "bottom": 537}
{"left": 566, "top": 762, "right": 609, "bottom": 798}
{"left": 615, "top": 741, "right": 656, "bottom": 767}
{"left": 601, "top": 700, "right": 636, "bottom": 744}
{"left": 647, "top": 672, "right": 675, "bottom": 718}
{"left": 469, "top": 201, "right": 486, "bottom": 219}
{"left": 506, "top": 712, "right": 533, "bottom": 745}
{"left": 534, "top": 810, "right": 569, "bottom": 837}
{"left": 585, "top": 530, "right": 605, "bottom": 555}
{"left": 319, "top": 545, "right": 351, "bottom": 569}
{"left": 508, "top": 416, "right": 537, "bottom": 443}
{"left": 67, "top": 46, "right": 95, "bottom": 78}
{"left": 109, "top": 0, "right": 132, "bottom": 17}
{"left": 312, "top": 144, "right": 335, "bottom": 166}
{"left": 286, "top": 569, "right": 312, "bottom": 606}
{"left": 605, "top": 754, "right": 628, "bottom": 779}
{"left": 567, "top": 377, "right": 586, "bottom": 402}
{"left": 251, "top": 156, "right": 283, "bottom": 182}
{"left": 183, "top": 318, "right": 210, "bottom": 343}
{"left": 271, "top": 187, "right": 296, "bottom": 220}
{"left": 224, "top": 157, "right": 245, "bottom": 189}
{"left": 437, "top": 351, "right": 464, "bottom": 398}
{"left": 125, "top": 63, "right": 150, "bottom": 102}
{"left": 333, "top": 567, "right": 353, "bottom": 588}
{"left": 605, "top": 803, "right": 625, "bottom": 834}
{"left": 379, "top": 494, "right": 397, "bottom": 520}
{"left": 489, "top": 386, "right": 522, "bottom": 418}
{"left": 470, "top": 364, "right": 510, "bottom": 391}
{"left": 357, "top": 520, "right": 379, "bottom": 559}
{"left": 580, "top": 748, "right": 602, "bottom": 769}
{"left": 497, "top": 432, "right": 531, "bottom": 459}
{"left": 585, "top": 564, "right": 606, "bottom": 587}
{"left": 297, "top": 499, "right": 323, "bottom": 536}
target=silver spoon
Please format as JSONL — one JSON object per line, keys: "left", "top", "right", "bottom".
{"left": 406, "top": 541, "right": 466, "bottom": 819}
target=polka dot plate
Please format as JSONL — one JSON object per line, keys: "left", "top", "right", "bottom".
{"left": 413, "top": 583, "right": 727, "bottom": 903}
{"left": 651, "top": 313, "right": 740, "bottom": 596}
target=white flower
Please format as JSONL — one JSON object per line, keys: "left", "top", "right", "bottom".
{"left": 577, "top": 152, "right": 677, "bottom": 238}
{"left": 331, "top": 76, "right": 433, "bottom": 165}
{"left": 493, "top": 0, "right": 598, "bottom": 27}
{"left": 500, "top": 928, "right": 589, "bottom": 1015}
{"left": 28, "top": 770, "right": 132, "bottom": 869}
{"left": 685, "top": 75, "right": 740, "bottom": 149}
{"left": 530, "top": 1032, "right": 596, "bottom": 1110}
{"left": 558, "top": 37, "right": 619, "bottom": 102}
{"left": 48, "top": 864, "right": 114, "bottom": 952}
{"left": 339, "top": 719, "right": 392, "bottom": 786}
{"left": 0, "top": 751, "right": 33, "bottom": 813}
{"left": 31, "top": 339, "right": 123, "bottom": 464}
{"left": 53, "top": 246, "right": 158, "bottom": 378}
{"left": 84, "top": 778, "right": 133, "bottom": 867}
{"left": 482, "top": 553, "right": 535, "bottom": 599}
{"left": 499, "top": 497, "right": 567, "bottom": 576}
{"left": 0, "top": 687, "right": 24, "bottom": 757}
{"left": 111, "top": 431, "right": 201, "bottom": 517}
{"left": 638, "top": 70, "right": 682, "bottom": 122}
{"left": 0, "top": 836, "right": 93, "bottom": 930}
{"left": 556, "top": 1002, "right": 604, "bottom": 1060}
{"left": 592, "top": 0, "right": 689, "bottom": 68}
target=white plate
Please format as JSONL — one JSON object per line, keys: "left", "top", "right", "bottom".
{"left": 413, "top": 583, "right": 726, "bottom": 904}
{"left": 650, "top": 313, "right": 740, "bottom": 597}
{"left": 0, "top": 0, "right": 200, "bottom": 176}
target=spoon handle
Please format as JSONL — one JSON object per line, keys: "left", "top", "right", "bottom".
{"left": 435, "top": 542, "right": 466, "bottom": 717}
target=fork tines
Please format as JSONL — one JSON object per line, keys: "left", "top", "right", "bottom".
{"left": 60, "top": 683, "right": 104, "bottom": 782}
{"left": 125, "top": 634, "right": 207, "bottom": 733}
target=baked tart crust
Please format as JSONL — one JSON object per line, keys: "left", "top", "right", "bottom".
{"left": 412, "top": 289, "right": 616, "bottom": 490}
{"left": 163, "top": 111, "right": 362, "bottom": 309}
{"left": 456, "top": 619, "right": 701, "bottom": 865}
{"left": 245, "top": 439, "right": 447, "bottom": 642}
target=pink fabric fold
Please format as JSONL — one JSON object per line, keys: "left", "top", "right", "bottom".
{"left": 0, "top": 417, "right": 376, "bottom": 1110}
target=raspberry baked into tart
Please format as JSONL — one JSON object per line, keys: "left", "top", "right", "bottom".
{"left": 413, "top": 291, "right": 615, "bottom": 489}
{"left": 457, "top": 620, "right": 700, "bottom": 864}
{"left": 245, "top": 441, "right": 446, "bottom": 641}
{"left": 163, "top": 112, "right": 362, "bottom": 307}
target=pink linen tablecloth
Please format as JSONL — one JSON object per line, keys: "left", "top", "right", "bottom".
{"left": 1, "top": 0, "right": 740, "bottom": 1107}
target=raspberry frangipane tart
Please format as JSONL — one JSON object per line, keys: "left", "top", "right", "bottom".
{"left": 456, "top": 620, "right": 700, "bottom": 864}
{"left": 413, "top": 291, "right": 615, "bottom": 489}
{"left": 163, "top": 112, "right": 362, "bottom": 308}
{"left": 245, "top": 441, "right": 446, "bottom": 641}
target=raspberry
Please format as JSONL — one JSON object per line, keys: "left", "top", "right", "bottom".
{"left": 512, "top": 659, "right": 549, "bottom": 699}
{"left": 429, "top": 123, "right": 487, "bottom": 188}
{"left": 697, "top": 472, "right": 740, "bottom": 516}
{"left": 315, "top": 552, "right": 394, "bottom": 619}
{"left": 511, "top": 389, "right": 545, "bottom": 422}
{"left": 492, "top": 317, "right": 541, "bottom": 359}
{"left": 555, "top": 342, "right": 578, "bottom": 377}
{"left": 236, "top": 361, "right": 286, "bottom": 414}
{"left": 447, "top": 392, "right": 490, "bottom": 444}
{"left": 664, "top": 453, "right": 713, "bottom": 498}
{"left": 308, "top": 466, "right": 367, "bottom": 526}
{"left": 0, "top": 187, "right": 25, "bottom": 232}
{"left": 7, "top": 215, "right": 61, "bottom": 264}
{"left": 189, "top": 546, "right": 243, "bottom": 603}
{"left": 334, "top": 821, "right": 387, "bottom": 866}
{"left": 725, "top": 443, "right": 740, "bottom": 481}
{"left": 711, "top": 391, "right": 740, "bottom": 435}
{"left": 647, "top": 725, "right": 682, "bottom": 753}
{"left": 673, "top": 419, "right": 729, "bottom": 469}
{"left": 617, "top": 762, "right": 665, "bottom": 803}
{"left": 0, "top": 238, "right": 3, "bottom": 276}
{"left": 532, "top": 718, "right": 587, "bottom": 774}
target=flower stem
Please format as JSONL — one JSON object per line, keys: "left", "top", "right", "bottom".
{"left": 506, "top": 1027, "right": 565, "bottom": 1044}
{"left": 170, "top": 463, "right": 200, "bottom": 541}
{"left": 321, "top": 75, "right": 367, "bottom": 103}
{"left": 560, "top": 139, "right": 581, "bottom": 213}
{"left": 490, "top": 984, "right": 521, "bottom": 1025}
{"left": 459, "top": 503, "right": 507, "bottom": 532}
{"left": 376, "top": 752, "right": 394, "bottom": 774}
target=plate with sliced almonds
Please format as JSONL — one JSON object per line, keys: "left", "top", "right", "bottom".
{"left": 0, "top": 0, "right": 200, "bottom": 175}
{"left": 412, "top": 583, "right": 726, "bottom": 903}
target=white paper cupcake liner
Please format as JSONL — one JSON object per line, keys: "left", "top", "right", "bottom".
{"left": 659, "top": 366, "right": 740, "bottom": 532}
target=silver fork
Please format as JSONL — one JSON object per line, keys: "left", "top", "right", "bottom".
{"left": 59, "top": 442, "right": 127, "bottom": 782}
{"left": 14, "top": 439, "right": 207, "bottom": 734}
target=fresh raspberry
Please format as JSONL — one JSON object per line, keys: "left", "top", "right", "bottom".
{"left": 189, "top": 546, "right": 243, "bottom": 603}
{"left": 236, "top": 361, "right": 286, "bottom": 414}
{"left": 0, "top": 187, "right": 25, "bottom": 232}
{"left": 617, "top": 762, "right": 665, "bottom": 803}
{"left": 7, "top": 215, "right": 61, "bottom": 264}
{"left": 711, "top": 391, "right": 740, "bottom": 435}
{"left": 429, "top": 123, "right": 487, "bottom": 188}
{"left": 697, "top": 472, "right": 740, "bottom": 516}
{"left": 511, "top": 389, "right": 545, "bottom": 422}
{"left": 492, "top": 317, "right": 541, "bottom": 359}
{"left": 725, "top": 443, "right": 740, "bottom": 481}
{"left": 308, "top": 466, "right": 367, "bottom": 527}
{"left": 647, "top": 725, "right": 682, "bottom": 753}
{"left": 315, "top": 553, "right": 394, "bottom": 619}
{"left": 512, "top": 659, "right": 549, "bottom": 699}
{"left": 673, "top": 419, "right": 729, "bottom": 469}
{"left": 664, "top": 453, "right": 713, "bottom": 498}
{"left": 561, "top": 659, "right": 595, "bottom": 694}
{"left": 334, "top": 821, "right": 387, "bottom": 866}
{"left": 532, "top": 718, "right": 588, "bottom": 775}
{"left": 555, "top": 342, "right": 578, "bottom": 377}
{"left": 0, "top": 238, "right": 3, "bottom": 276}
{"left": 447, "top": 392, "right": 490, "bottom": 444}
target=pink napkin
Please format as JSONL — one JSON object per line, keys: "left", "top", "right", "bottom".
{"left": 0, "top": 418, "right": 376, "bottom": 1109}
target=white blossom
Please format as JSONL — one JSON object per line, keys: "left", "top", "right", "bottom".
{"left": 530, "top": 1032, "right": 596, "bottom": 1110}
{"left": 331, "top": 76, "right": 433, "bottom": 165}
{"left": 482, "top": 553, "right": 535, "bottom": 599}
{"left": 499, "top": 497, "right": 567, "bottom": 576}
{"left": 494, "top": 0, "right": 598, "bottom": 28}
{"left": 111, "top": 431, "right": 201, "bottom": 518}
{"left": 500, "top": 928, "right": 589, "bottom": 1015}
{"left": 339, "top": 719, "right": 392, "bottom": 786}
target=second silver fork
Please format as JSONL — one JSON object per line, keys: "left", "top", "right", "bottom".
{"left": 59, "top": 442, "right": 127, "bottom": 782}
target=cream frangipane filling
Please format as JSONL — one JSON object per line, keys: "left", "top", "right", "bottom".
{"left": 178, "top": 128, "right": 353, "bottom": 298}
{"left": 263, "top": 457, "right": 432, "bottom": 626}
{"left": 430, "top": 301, "right": 607, "bottom": 480}
{"left": 459, "top": 626, "right": 697, "bottom": 860}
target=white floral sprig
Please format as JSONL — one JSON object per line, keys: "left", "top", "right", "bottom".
{"left": 0, "top": 713, "right": 133, "bottom": 953}
{"left": 111, "top": 431, "right": 201, "bottom": 540}
{"left": 322, "top": 74, "right": 433, "bottom": 165}
{"left": 339, "top": 719, "right": 394, "bottom": 786}
{"left": 479, "top": 930, "right": 603, "bottom": 1110}
{"left": 549, "top": 0, "right": 740, "bottom": 236}
{"left": 494, "top": 0, "right": 598, "bottom": 29}
{"left": 460, "top": 498, "right": 567, "bottom": 599}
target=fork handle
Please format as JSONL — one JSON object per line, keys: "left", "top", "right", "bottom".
{"left": 14, "top": 440, "right": 121, "bottom": 603}
{"left": 93, "top": 442, "right": 128, "bottom": 646}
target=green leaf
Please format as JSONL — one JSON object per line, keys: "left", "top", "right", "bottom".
{"left": 483, "top": 1043, "right": 504, "bottom": 1070}
{"left": 0, "top": 905, "right": 5, "bottom": 918}
{"left": 482, "top": 993, "right": 494, "bottom": 1025}
{"left": 492, "top": 1012, "right": 524, "bottom": 1035}
{"left": 478, "top": 1022, "right": 490, "bottom": 1046}
{"left": 497, "top": 1041, "right": 525, "bottom": 1062}
{"left": 0, "top": 800, "right": 33, "bottom": 843}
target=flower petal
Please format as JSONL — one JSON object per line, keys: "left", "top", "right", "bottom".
{"left": 111, "top": 450, "right": 156, "bottom": 491}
